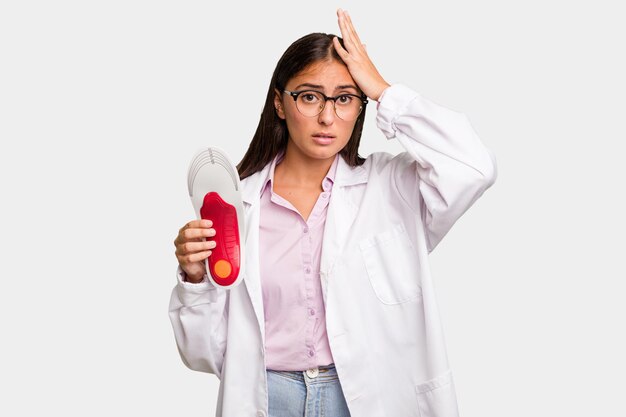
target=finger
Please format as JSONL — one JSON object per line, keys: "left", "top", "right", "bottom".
{"left": 179, "top": 219, "right": 213, "bottom": 234}
{"left": 332, "top": 36, "right": 349, "bottom": 60}
{"left": 176, "top": 240, "right": 217, "bottom": 256}
{"left": 182, "top": 250, "right": 212, "bottom": 264}
{"left": 344, "top": 11, "right": 364, "bottom": 48}
{"left": 339, "top": 10, "right": 364, "bottom": 55}
{"left": 337, "top": 9, "right": 355, "bottom": 50}
{"left": 191, "top": 219, "right": 214, "bottom": 229}
{"left": 186, "top": 240, "right": 217, "bottom": 254}
{"left": 182, "top": 227, "right": 216, "bottom": 241}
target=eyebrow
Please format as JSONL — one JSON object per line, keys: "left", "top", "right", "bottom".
{"left": 294, "top": 83, "right": 360, "bottom": 93}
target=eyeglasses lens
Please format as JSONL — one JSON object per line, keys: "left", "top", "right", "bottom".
{"left": 295, "top": 91, "right": 363, "bottom": 121}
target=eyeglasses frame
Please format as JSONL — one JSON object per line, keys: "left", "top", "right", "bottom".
{"left": 283, "top": 89, "right": 368, "bottom": 121}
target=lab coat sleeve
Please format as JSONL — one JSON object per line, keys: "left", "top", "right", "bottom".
{"left": 168, "top": 265, "right": 228, "bottom": 378}
{"left": 376, "top": 83, "right": 497, "bottom": 252}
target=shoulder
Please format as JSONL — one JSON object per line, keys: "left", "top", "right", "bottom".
{"left": 361, "top": 151, "right": 414, "bottom": 176}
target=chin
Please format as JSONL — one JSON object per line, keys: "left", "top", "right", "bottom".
{"left": 306, "top": 147, "right": 341, "bottom": 160}
{"left": 288, "top": 137, "right": 346, "bottom": 161}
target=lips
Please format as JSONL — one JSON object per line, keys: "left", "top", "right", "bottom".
{"left": 313, "top": 132, "right": 336, "bottom": 138}
{"left": 312, "top": 133, "right": 336, "bottom": 145}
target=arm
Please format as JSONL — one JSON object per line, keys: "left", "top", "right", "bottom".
{"left": 331, "top": 9, "right": 496, "bottom": 252}
{"left": 168, "top": 265, "right": 228, "bottom": 378}
{"left": 170, "top": 219, "right": 228, "bottom": 377}
{"left": 376, "top": 84, "right": 497, "bottom": 252}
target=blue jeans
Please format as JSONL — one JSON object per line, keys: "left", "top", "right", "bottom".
{"left": 267, "top": 363, "right": 351, "bottom": 417}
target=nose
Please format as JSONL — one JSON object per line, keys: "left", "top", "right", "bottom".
{"left": 317, "top": 99, "right": 336, "bottom": 125}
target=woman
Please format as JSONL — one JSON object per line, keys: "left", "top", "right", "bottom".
{"left": 170, "top": 9, "right": 497, "bottom": 417}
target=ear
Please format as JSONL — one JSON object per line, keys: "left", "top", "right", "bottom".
{"left": 274, "top": 88, "right": 286, "bottom": 120}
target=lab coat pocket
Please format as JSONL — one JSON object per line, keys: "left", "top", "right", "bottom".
{"left": 414, "top": 371, "right": 459, "bottom": 417}
{"left": 359, "top": 223, "right": 422, "bottom": 305}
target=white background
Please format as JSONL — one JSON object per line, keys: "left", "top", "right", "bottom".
{"left": 1, "top": 1, "right": 624, "bottom": 416}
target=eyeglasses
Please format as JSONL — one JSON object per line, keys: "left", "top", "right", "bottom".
{"left": 283, "top": 89, "right": 368, "bottom": 121}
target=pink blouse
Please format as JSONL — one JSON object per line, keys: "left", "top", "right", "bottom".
{"left": 259, "top": 152, "right": 339, "bottom": 371}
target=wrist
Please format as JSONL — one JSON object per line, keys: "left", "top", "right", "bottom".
{"left": 183, "top": 271, "right": 205, "bottom": 284}
{"left": 372, "top": 82, "right": 391, "bottom": 102}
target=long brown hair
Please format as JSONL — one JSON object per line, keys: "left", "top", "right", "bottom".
{"left": 237, "top": 33, "right": 367, "bottom": 180}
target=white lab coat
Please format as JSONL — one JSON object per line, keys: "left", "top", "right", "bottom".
{"left": 169, "top": 83, "right": 497, "bottom": 417}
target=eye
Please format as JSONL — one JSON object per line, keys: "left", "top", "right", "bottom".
{"left": 300, "top": 92, "right": 320, "bottom": 104}
{"left": 337, "top": 95, "right": 354, "bottom": 105}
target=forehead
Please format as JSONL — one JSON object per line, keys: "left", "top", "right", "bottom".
{"left": 287, "top": 60, "right": 356, "bottom": 90}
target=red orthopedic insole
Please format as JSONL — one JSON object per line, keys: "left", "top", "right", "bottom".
{"left": 199, "top": 192, "right": 241, "bottom": 286}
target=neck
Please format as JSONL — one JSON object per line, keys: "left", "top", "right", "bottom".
{"left": 275, "top": 144, "right": 336, "bottom": 188}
